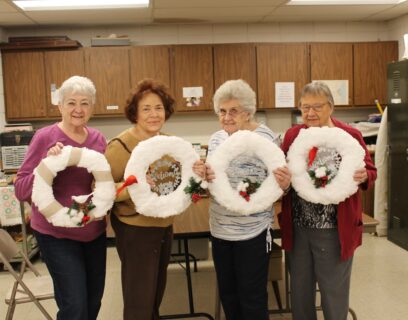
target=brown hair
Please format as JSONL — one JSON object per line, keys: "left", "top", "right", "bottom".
{"left": 125, "top": 78, "right": 175, "bottom": 123}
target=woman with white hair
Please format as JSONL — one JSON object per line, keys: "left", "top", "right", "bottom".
{"left": 203, "top": 79, "right": 291, "bottom": 320}
{"left": 15, "top": 76, "right": 107, "bottom": 320}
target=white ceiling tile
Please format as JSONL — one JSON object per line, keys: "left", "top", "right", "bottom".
{"left": 263, "top": 5, "right": 396, "bottom": 22}
{"left": 26, "top": 8, "right": 152, "bottom": 26}
{"left": 154, "top": 7, "right": 276, "bottom": 19}
{"left": 0, "top": 1, "right": 406, "bottom": 28}
{"left": 154, "top": 0, "right": 285, "bottom": 8}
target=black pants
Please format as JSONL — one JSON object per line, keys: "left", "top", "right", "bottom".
{"left": 111, "top": 213, "right": 173, "bottom": 320}
{"left": 212, "top": 229, "right": 270, "bottom": 320}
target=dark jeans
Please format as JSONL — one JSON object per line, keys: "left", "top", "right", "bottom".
{"left": 33, "top": 230, "right": 107, "bottom": 320}
{"left": 212, "top": 229, "right": 270, "bottom": 320}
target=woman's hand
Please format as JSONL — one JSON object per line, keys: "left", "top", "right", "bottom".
{"left": 205, "top": 163, "right": 216, "bottom": 183}
{"left": 353, "top": 168, "right": 368, "bottom": 184}
{"left": 192, "top": 160, "right": 206, "bottom": 180}
{"left": 273, "top": 166, "right": 291, "bottom": 191}
{"left": 47, "top": 142, "right": 64, "bottom": 156}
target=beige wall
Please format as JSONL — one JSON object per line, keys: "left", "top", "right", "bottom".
{"left": 388, "top": 14, "right": 408, "bottom": 59}
{"left": 1, "top": 21, "right": 398, "bottom": 143}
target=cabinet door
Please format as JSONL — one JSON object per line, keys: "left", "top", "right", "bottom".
{"left": 2, "top": 51, "right": 47, "bottom": 120}
{"left": 44, "top": 49, "right": 85, "bottom": 118}
{"left": 84, "top": 47, "right": 130, "bottom": 115}
{"left": 172, "top": 45, "right": 214, "bottom": 112}
{"left": 354, "top": 41, "right": 398, "bottom": 106}
{"left": 213, "top": 44, "right": 257, "bottom": 93}
{"left": 130, "top": 46, "right": 171, "bottom": 90}
{"left": 256, "top": 44, "right": 309, "bottom": 109}
{"left": 310, "top": 43, "right": 353, "bottom": 106}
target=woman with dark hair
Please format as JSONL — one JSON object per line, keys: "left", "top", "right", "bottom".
{"left": 105, "top": 78, "right": 205, "bottom": 320}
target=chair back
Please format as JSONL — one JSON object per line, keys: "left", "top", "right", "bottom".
{"left": 0, "top": 229, "right": 20, "bottom": 262}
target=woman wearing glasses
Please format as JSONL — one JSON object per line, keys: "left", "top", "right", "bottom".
{"left": 278, "top": 81, "right": 376, "bottom": 320}
{"left": 202, "top": 79, "right": 290, "bottom": 320}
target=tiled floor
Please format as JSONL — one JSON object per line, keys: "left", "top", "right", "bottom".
{"left": 1, "top": 233, "right": 408, "bottom": 320}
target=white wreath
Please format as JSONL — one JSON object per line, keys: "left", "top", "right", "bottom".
{"left": 287, "top": 126, "right": 365, "bottom": 205}
{"left": 32, "top": 146, "right": 116, "bottom": 227}
{"left": 206, "top": 130, "right": 286, "bottom": 215}
{"left": 124, "top": 135, "right": 201, "bottom": 218}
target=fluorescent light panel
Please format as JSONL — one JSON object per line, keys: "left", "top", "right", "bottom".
{"left": 288, "top": 0, "right": 406, "bottom": 4}
{"left": 13, "top": 0, "right": 149, "bottom": 11}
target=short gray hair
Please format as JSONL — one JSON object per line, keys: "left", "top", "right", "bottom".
{"left": 213, "top": 79, "right": 256, "bottom": 117}
{"left": 299, "top": 81, "right": 334, "bottom": 108}
{"left": 58, "top": 76, "right": 96, "bottom": 105}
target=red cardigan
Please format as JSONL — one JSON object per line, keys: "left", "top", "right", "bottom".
{"left": 280, "top": 118, "right": 377, "bottom": 260}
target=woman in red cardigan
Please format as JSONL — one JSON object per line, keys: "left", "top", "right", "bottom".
{"left": 275, "top": 81, "right": 376, "bottom": 320}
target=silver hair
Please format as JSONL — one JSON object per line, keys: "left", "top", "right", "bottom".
{"left": 213, "top": 79, "right": 256, "bottom": 117}
{"left": 58, "top": 76, "right": 96, "bottom": 105}
{"left": 299, "top": 81, "right": 335, "bottom": 108}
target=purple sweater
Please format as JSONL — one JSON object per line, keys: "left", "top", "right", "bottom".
{"left": 15, "top": 123, "right": 107, "bottom": 242}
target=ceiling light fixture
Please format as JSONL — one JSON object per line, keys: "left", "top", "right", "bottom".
{"left": 13, "top": 0, "right": 150, "bottom": 11}
{"left": 287, "top": 0, "right": 406, "bottom": 4}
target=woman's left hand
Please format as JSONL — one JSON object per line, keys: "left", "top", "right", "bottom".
{"left": 353, "top": 168, "right": 368, "bottom": 184}
{"left": 273, "top": 166, "right": 291, "bottom": 191}
{"left": 193, "top": 160, "right": 206, "bottom": 180}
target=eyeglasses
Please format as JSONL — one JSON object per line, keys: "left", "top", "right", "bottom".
{"left": 299, "top": 102, "right": 328, "bottom": 113}
{"left": 218, "top": 107, "right": 244, "bottom": 118}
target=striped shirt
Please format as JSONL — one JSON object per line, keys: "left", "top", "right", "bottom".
{"left": 208, "top": 125, "right": 278, "bottom": 241}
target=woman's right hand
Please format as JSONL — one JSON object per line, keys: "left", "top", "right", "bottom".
{"left": 47, "top": 142, "right": 64, "bottom": 156}
{"left": 205, "top": 163, "right": 216, "bottom": 183}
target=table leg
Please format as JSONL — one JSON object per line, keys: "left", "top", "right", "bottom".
{"left": 160, "top": 238, "right": 214, "bottom": 320}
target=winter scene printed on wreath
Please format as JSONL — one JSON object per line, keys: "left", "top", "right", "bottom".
{"left": 124, "top": 135, "right": 206, "bottom": 218}
{"left": 287, "top": 126, "right": 365, "bottom": 205}
{"left": 206, "top": 130, "right": 286, "bottom": 215}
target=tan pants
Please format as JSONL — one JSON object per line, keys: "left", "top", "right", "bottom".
{"left": 111, "top": 214, "right": 173, "bottom": 320}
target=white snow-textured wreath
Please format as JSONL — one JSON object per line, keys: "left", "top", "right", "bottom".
{"left": 287, "top": 126, "right": 365, "bottom": 205}
{"left": 206, "top": 130, "right": 286, "bottom": 215}
{"left": 124, "top": 135, "right": 203, "bottom": 218}
{"left": 32, "top": 146, "right": 116, "bottom": 227}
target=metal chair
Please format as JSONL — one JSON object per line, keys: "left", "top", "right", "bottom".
{"left": 0, "top": 229, "right": 54, "bottom": 320}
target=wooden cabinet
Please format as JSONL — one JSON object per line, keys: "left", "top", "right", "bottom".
{"left": 256, "top": 44, "right": 309, "bottom": 109}
{"left": 44, "top": 49, "right": 85, "bottom": 117}
{"left": 0, "top": 41, "right": 400, "bottom": 120}
{"left": 2, "top": 51, "right": 47, "bottom": 120}
{"left": 213, "top": 44, "right": 257, "bottom": 93}
{"left": 84, "top": 47, "right": 131, "bottom": 115}
{"left": 310, "top": 43, "right": 353, "bottom": 106}
{"left": 172, "top": 45, "right": 214, "bottom": 112}
{"left": 354, "top": 41, "right": 398, "bottom": 106}
{"left": 130, "top": 46, "right": 171, "bottom": 90}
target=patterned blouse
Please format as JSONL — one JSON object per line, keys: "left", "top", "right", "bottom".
{"left": 292, "top": 146, "right": 341, "bottom": 229}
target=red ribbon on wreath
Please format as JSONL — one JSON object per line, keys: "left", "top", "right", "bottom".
{"left": 308, "top": 146, "right": 318, "bottom": 167}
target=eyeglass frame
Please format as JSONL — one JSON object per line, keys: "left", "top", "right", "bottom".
{"left": 299, "top": 102, "right": 330, "bottom": 113}
{"left": 217, "top": 107, "right": 246, "bottom": 118}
